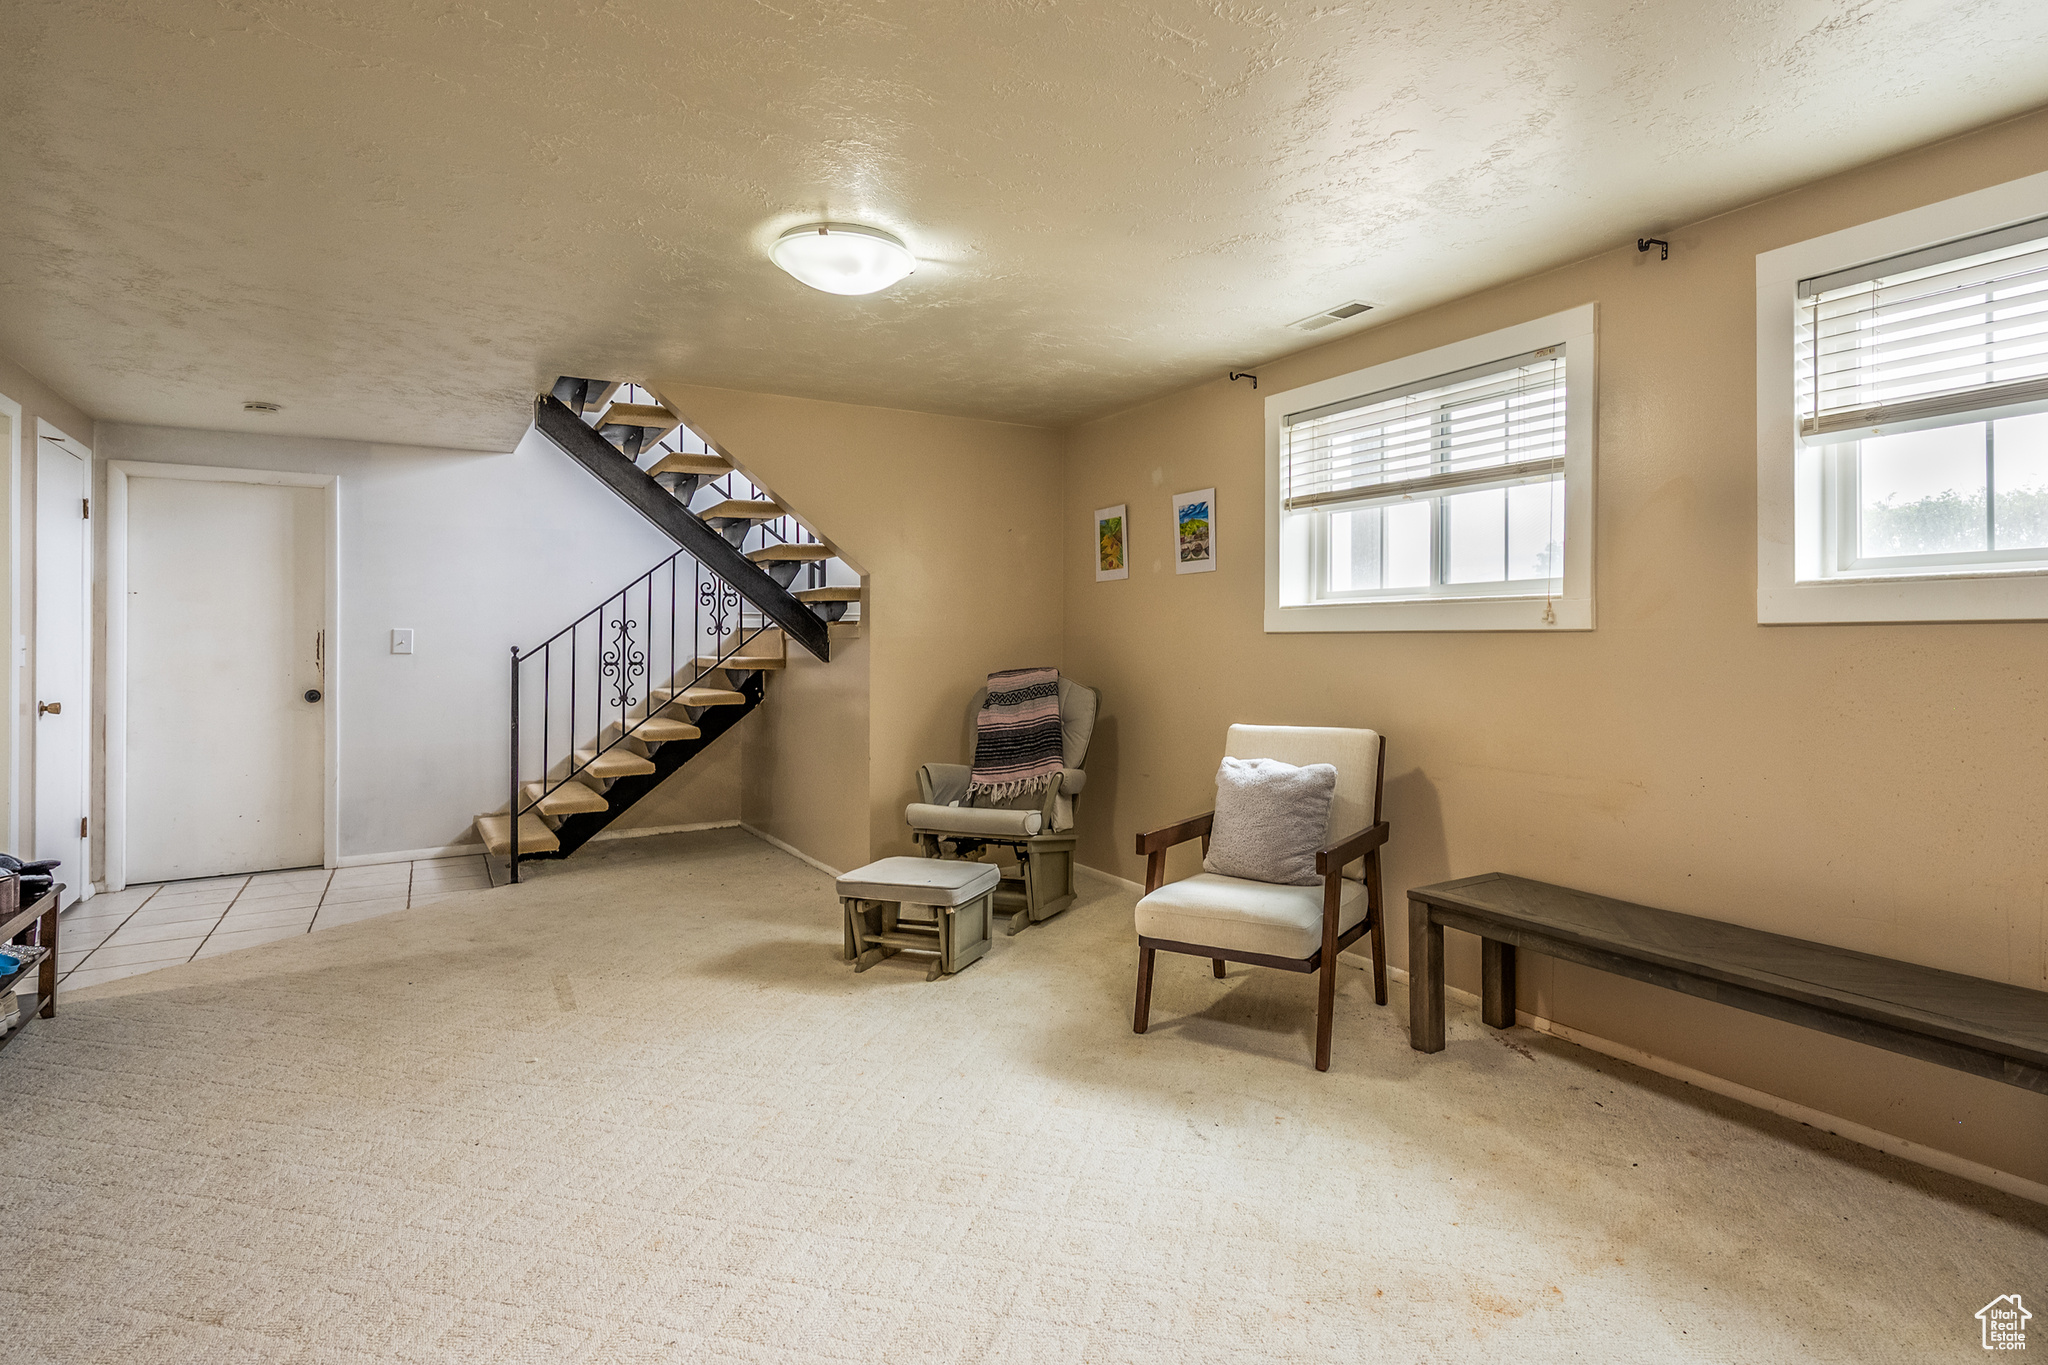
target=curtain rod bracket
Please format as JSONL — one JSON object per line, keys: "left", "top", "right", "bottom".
{"left": 1230, "top": 371, "right": 1259, "bottom": 390}
{"left": 1638, "top": 237, "right": 1670, "bottom": 261}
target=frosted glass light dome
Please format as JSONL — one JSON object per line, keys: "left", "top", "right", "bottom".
{"left": 770, "top": 223, "right": 916, "bottom": 295}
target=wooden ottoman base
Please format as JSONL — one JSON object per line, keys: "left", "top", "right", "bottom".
{"left": 837, "top": 856, "right": 1002, "bottom": 982}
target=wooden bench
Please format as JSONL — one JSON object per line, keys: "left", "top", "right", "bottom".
{"left": 1407, "top": 873, "right": 2048, "bottom": 1094}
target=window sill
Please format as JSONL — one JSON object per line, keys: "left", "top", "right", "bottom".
{"left": 1760, "top": 571, "right": 2048, "bottom": 624}
{"left": 1266, "top": 593, "right": 1592, "bottom": 633}
{"left": 1808, "top": 563, "right": 2048, "bottom": 586}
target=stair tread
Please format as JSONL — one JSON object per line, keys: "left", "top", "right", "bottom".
{"left": 649, "top": 451, "right": 730, "bottom": 477}
{"left": 795, "top": 587, "right": 861, "bottom": 601}
{"left": 653, "top": 686, "right": 748, "bottom": 707}
{"left": 574, "top": 747, "right": 658, "bottom": 777}
{"left": 596, "top": 401, "right": 680, "bottom": 435}
{"left": 631, "top": 716, "right": 703, "bottom": 742}
{"left": 747, "top": 543, "right": 833, "bottom": 562}
{"left": 522, "top": 780, "right": 610, "bottom": 816}
{"left": 477, "top": 813, "right": 559, "bottom": 856}
{"left": 700, "top": 499, "right": 783, "bottom": 521}
{"left": 695, "top": 655, "right": 787, "bottom": 671}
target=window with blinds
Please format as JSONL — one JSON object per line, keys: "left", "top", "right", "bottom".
{"left": 1798, "top": 216, "right": 2048, "bottom": 443}
{"left": 1265, "top": 304, "right": 1593, "bottom": 630}
{"left": 1282, "top": 349, "right": 1566, "bottom": 511}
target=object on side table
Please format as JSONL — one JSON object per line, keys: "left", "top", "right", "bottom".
{"left": 0, "top": 942, "right": 46, "bottom": 976}
{"left": 0, "top": 855, "right": 60, "bottom": 906}
{"left": 838, "top": 856, "right": 1001, "bottom": 982}
{"left": 905, "top": 676, "right": 1101, "bottom": 934}
{"left": 1131, "top": 725, "right": 1390, "bottom": 1072}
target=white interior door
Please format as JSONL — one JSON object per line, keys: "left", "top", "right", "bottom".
{"left": 126, "top": 476, "right": 325, "bottom": 881}
{"left": 34, "top": 432, "right": 90, "bottom": 907}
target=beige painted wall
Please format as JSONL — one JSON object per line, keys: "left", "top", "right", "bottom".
{"left": 1062, "top": 109, "right": 2048, "bottom": 1186}
{"left": 650, "top": 383, "right": 1063, "bottom": 866}
{"left": 740, "top": 622, "right": 870, "bottom": 874}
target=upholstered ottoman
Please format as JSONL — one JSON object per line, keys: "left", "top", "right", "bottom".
{"left": 838, "top": 856, "right": 1001, "bottom": 981}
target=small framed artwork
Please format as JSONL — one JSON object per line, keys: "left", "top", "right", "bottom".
{"left": 1173, "top": 488, "right": 1215, "bottom": 574}
{"left": 1095, "top": 504, "right": 1129, "bottom": 581}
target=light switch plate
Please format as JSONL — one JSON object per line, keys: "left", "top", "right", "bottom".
{"left": 391, "top": 628, "right": 415, "bottom": 655}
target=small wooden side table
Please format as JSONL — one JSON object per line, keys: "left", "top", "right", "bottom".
{"left": 1, "top": 882, "right": 63, "bottom": 1051}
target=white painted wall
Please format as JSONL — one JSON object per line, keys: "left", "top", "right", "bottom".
{"left": 93, "top": 421, "right": 720, "bottom": 861}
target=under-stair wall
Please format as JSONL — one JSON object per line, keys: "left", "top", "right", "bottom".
{"left": 646, "top": 382, "right": 1066, "bottom": 866}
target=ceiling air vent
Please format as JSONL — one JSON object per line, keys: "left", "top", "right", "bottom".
{"left": 1288, "top": 301, "right": 1374, "bottom": 332}
{"left": 242, "top": 400, "right": 282, "bottom": 413}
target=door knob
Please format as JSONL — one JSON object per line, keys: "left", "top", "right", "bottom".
{"left": 36, "top": 701, "right": 59, "bottom": 717}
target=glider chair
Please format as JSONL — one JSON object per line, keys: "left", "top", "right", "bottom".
{"left": 906, "top": 678, "right": 1101, "bottom": 935}
{"left": 1132, "top": 725, "right": 1389, "bottom": 1072}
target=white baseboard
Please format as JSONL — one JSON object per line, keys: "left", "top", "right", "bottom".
{"left": 589, "top": 820, "right": 739, "bottom": 844}
{"left": 1376, "top": 963, "right": 2048, "bottom": 1208}
{"left": 333, "top": 843, "right": 485, "bottom": 868}
{"left": 336, "top": 822, "right": 742, "bottom": 870}
{"left": 1078, "top": 863, "right": 1144, "bottom": 893}
{"left": 740, "top": 823, "right": 844, "bottom": 878}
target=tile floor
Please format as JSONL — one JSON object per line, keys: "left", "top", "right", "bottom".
{"left": 9, "top": 856, "right": 495, "bottom": 999}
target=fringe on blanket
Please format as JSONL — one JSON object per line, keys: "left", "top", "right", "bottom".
{"left": 967, "top": 666, "right": 1064, "bottom": 803}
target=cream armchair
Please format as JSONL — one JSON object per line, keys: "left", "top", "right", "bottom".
{"left": 1131, "top": 724, "right": 1389, "bottom": 1072}
{"left": 906, "top": 678, "right": 1100, "bottom": 934}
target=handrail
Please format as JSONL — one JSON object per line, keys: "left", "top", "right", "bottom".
{"left": 510, "top": 391, "right": 842, "bottom": 877}
{"left": 507, "top": 549, "right": 779, "bottom": 880}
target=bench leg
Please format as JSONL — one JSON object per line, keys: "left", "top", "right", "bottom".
{"left": 1481, "top": 938, "right": 1516, "bottom": 1029}
{"left": 1409, "top": 898, "right": 1445, "bottom": 1053}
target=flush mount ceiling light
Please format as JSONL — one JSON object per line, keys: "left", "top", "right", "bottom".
{"left": 769, "top": 222, "right": 916, "bottom": 296}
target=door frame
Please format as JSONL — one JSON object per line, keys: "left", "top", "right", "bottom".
{"left": 36, "top": 420, "right": 94, "bottom": 907}
{"left": 105, "top": 461, "right": 341, "bottom": 890}
{"left": 0, "top": 394, "right": 20, "bottom": 859}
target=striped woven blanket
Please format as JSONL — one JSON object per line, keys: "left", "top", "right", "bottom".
{"left": 969, "top": 667, "right": 1064, "bottom": 802}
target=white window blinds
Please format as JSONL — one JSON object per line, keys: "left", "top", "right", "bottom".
{"left": 1798, "top": 216, "right": 2048, "bottom": 443}
{"left": 1282, "top": 349, "right": 1565, "bottom": 511}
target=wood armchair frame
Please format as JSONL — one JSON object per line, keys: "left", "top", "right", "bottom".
{"left": 1131, "top": 734, "right": 1389, "bottom": 1072}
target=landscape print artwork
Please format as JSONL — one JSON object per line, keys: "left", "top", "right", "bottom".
{"left": 1095, "top": 504, "right": 1128, "bottom": 581}
{"left": 1174, "top": 488, "right": 1216, "bottom": 574}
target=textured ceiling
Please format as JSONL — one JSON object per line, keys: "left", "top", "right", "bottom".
{"left": 2, "top": 1, "right": 2047, "bottom": 449}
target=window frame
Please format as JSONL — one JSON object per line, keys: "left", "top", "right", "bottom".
{"left": 1264, "top": 304, "right": 1597, "bottom": 633}
{"left": 1757, "top": 168, "right": 2048, "bottom": 623}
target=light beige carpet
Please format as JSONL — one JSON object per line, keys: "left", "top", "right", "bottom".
{"left": 1, "top": 827, "right": 2041, "bottom": 1363}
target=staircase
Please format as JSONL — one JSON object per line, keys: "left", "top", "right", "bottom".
{"left": 476, "top": 380, "right": 858, "bottom": 878}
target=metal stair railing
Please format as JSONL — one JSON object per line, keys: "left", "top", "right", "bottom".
{"left": 506, "top": 549, "right": 775, "bottom": 880}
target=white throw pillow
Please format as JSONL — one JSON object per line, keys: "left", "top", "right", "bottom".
{"left": 1202, "top": 756, "right": 1338, "bottom": 886}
